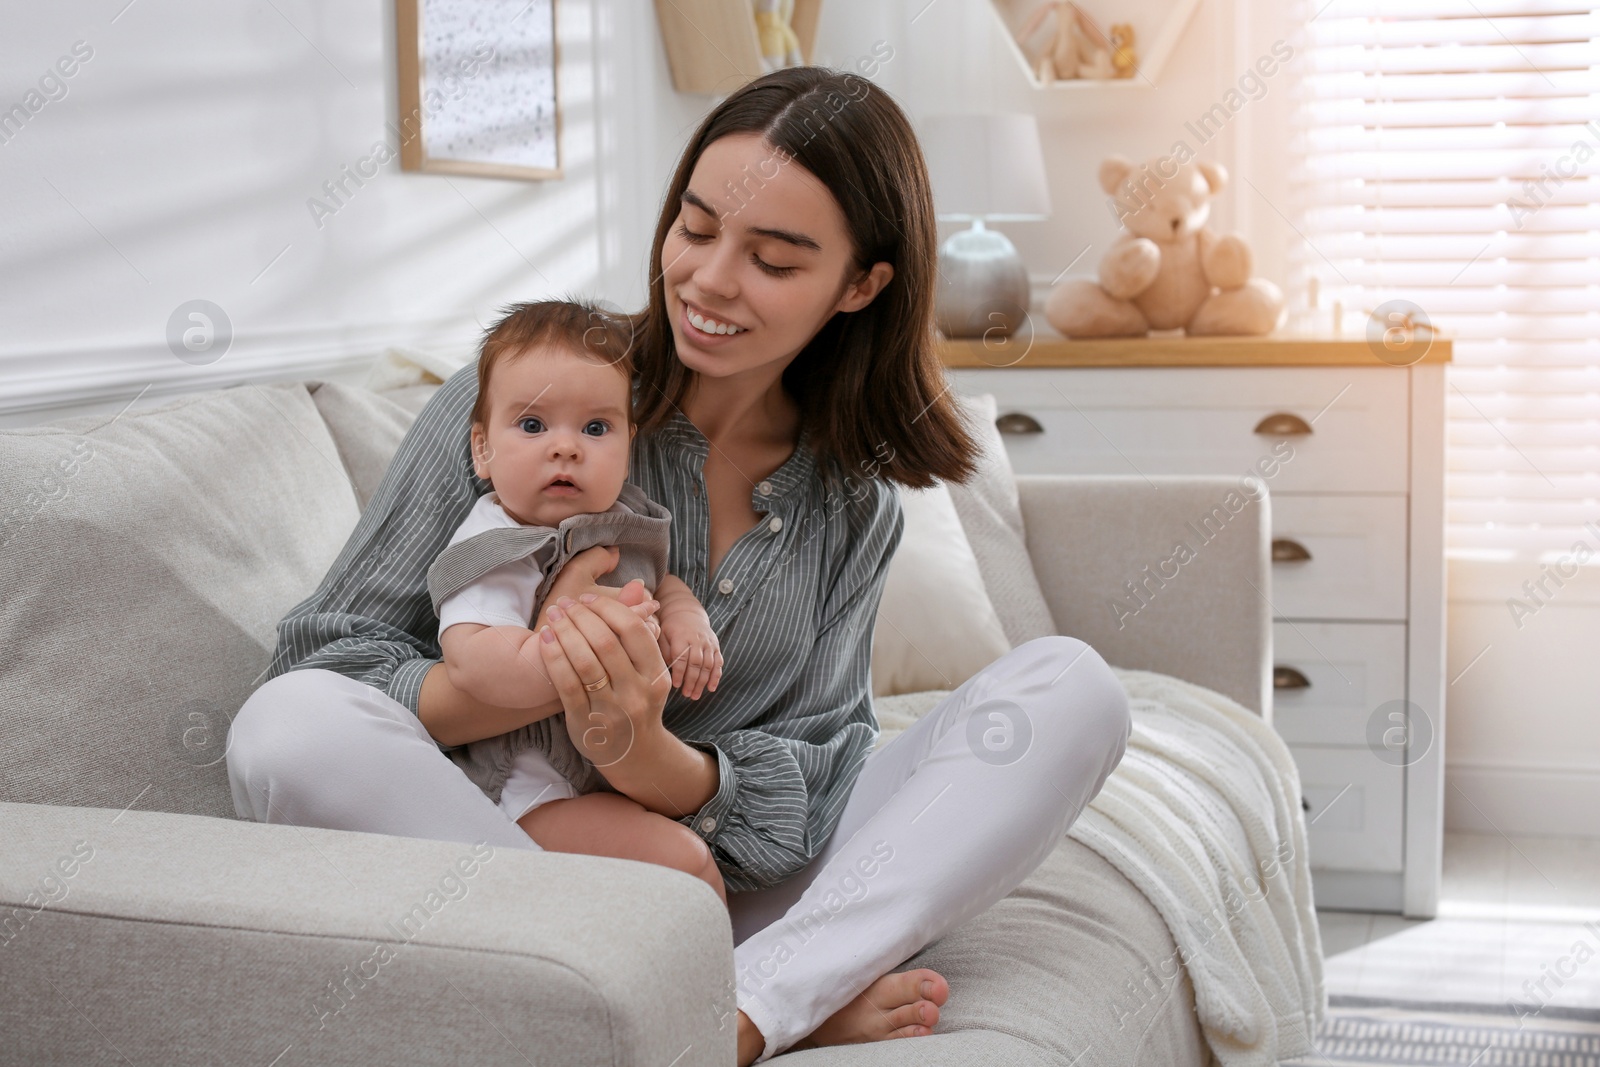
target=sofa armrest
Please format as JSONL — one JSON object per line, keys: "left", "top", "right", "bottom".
{"left": 1017, "top": 474, "right": 1272, "bottom": 717}
{"left": 0, "top": 801, "right": 734, "bottom": 1066}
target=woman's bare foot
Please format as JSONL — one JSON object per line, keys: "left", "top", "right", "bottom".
{"left": 790, "top": 968, "right": 950, "bottom": 1050}
{"left": 732, "top": 969, "right": 950, "bottom": 1064}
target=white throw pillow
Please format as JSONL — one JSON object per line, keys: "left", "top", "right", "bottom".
{"left": 871, "top": 481, "right": 1012, "bottom": 697}
{"left": 945, "top": 392, "right": 1059, "bottom": 646}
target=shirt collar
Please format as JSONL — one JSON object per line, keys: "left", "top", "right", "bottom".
{"left": 657, "top": 408, "right": 817, "bottom": 507}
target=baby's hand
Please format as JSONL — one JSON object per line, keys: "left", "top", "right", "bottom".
{"left": 658, "top": 601, "right": 723, "bottom": 700}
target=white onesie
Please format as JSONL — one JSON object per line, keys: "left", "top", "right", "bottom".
{"left": 434, "top": 487, "right": 674, "bottom": 823}
{"left": 437, "top": 492, "right": 582, "bottom": 821}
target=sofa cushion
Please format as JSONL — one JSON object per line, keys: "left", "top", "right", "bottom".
{"left": 305, "top": 380, "right": 432, "bottom": 511}
{"left": 888, "top": 836, "right": 1210, "bottom": 1066}
{"left": 3, "top": 801, "right": 731, "bottom": 1067}
{"left": 946, "top": 392, "right": 1059, "bottom": 646}
{"left": 871, "top": 482, "right": 1011, "bottom": 697}
{"left": 0, "top": 383, "right": 362, "bottom": 818}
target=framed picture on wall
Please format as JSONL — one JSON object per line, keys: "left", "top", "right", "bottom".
{"left": 395, "top": 0, "right": 562, "bottom": 180}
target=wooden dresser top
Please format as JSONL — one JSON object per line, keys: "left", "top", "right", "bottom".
{"left": 938, "top": 333, "right": 1453, "bottom": 368}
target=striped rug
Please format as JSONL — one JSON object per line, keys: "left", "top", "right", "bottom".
{"left": 1282, "top": 997, "right": 1600, "bottom": 1066}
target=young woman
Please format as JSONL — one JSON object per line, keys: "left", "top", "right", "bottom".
{"left": 226, "top": 68, "right": 1131, "bottom": 1065}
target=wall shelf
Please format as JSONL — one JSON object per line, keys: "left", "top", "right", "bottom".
{"left": 988, "top": 0, "right": 1204, "bottom": 89}
{"left": 653, "top": 0, "right": 822, "bottom": 95}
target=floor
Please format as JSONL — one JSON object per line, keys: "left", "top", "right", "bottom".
{"left": 1315, "top": 831, "right": 1600, "bottom": 1011}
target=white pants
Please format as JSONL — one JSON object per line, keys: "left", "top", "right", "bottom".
{"left": 225, "top": 636, "right": 1130, "bottom": 1062}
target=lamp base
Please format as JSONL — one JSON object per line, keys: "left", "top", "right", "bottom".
{"left": 935, "top": 221, "right": 1031, "bottom": 338}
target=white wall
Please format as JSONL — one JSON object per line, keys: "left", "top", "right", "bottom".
{"left": 0, "top": 0, "right": 709, "bottom": 426}
{"left": 1446, "top": 562, "right": 1600, "bottom": 839}
{"left": 0, "top": 0, "right": 1245, "bottom": 428}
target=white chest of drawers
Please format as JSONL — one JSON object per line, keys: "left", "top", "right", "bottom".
{"left": 946, "top": 335, "right": 1450, "bottom": 918}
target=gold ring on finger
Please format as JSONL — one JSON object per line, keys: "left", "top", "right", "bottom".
{"left": 582, "top": 674, "right": 611, "bottom": 693}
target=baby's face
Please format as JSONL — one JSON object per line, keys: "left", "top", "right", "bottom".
{"left": 470, "top": 344, "right": 634, "bottom": 527}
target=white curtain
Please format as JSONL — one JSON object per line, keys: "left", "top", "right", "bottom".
{"left": 1286, "top": 1, "right": 1600, "bottom": 562}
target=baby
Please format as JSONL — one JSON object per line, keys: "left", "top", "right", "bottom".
{"left": 426, "top": 299, "right": 727, "bottom": 903}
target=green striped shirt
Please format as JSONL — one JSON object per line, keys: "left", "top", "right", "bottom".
{"left": 267, "top": 362, "right": 905, "bottom": 892}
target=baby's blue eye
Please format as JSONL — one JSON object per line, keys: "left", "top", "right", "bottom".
{"left": 583, "top": 419, "right": 609, "bottom": 436}
{"left": 518, "top": 416, "right": 545, "bottom": 434}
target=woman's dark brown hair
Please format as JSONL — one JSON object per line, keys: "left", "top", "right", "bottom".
{"left": 631, "top": 67, "right": 980, "bottom": 491}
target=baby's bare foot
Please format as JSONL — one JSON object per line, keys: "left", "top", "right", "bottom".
{"left": 791, "top": 968, "right": 950, "bottom": 1050}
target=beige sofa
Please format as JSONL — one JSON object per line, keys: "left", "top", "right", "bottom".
{"left": 0, "top": 374, "right": 1288, "bottom": 1066}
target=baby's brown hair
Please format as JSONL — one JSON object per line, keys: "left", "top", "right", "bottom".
{"left": 470, "top": 298, "right": 636, "bottom": 432}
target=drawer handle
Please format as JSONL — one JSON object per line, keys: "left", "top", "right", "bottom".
{"left": 995, "top": 412, "right": 1043, "bottom": 435}
{"left": 1274, "top": 666, "right": 1312, "bottom": 690}
{"left": 1253, "top": 412, "right": 1313, "bottom": 436}
{"left": 1272, "top": 539, "right": 1313, "bottom": 563}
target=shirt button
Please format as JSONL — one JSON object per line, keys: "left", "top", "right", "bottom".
{"left": 700, "top": 817, "right": 717, "bottom": 833}
{"left": 768, "top": 516, "right": 783, "bottom": 533}
{"left": 717, "top": 578, "right": 735, "bottom": 595}
{"left": 757, "top": 480, "right": 773, "bottom": 497}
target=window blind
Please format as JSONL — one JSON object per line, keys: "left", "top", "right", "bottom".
{"left": 1286, "top": 1, "right": 1600, "bottom": 560}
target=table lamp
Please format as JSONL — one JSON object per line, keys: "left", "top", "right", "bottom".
{"left": 921, "top": 113, "right": 1052, "bottom": 338}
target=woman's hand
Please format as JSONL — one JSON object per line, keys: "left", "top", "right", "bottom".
{"left": 537, "top": 593, "right": 673, "bottom": 772}
{"left": 540, "top": 545, "right": 661, "bottom": 640}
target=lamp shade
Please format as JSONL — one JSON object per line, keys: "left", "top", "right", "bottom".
{"left": 921, "top": 113, "right": 1051, "bottom": 221}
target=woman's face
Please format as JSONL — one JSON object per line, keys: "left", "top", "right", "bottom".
{"left": 659, "top": 132, "right": 893, "bottom": 385}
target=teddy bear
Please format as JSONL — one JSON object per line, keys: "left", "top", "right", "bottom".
{"left": 1045, "top": 154, "right": 1284, "bottom": 337}
{"left": 754, "top": 0, "right": 803, "bottom": 73}
{"left": 1016, "top": 1, "right": 1104, "bottom": 84}
{"left": 1108, "top": 24, "right": 1137, "bottom": 77}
